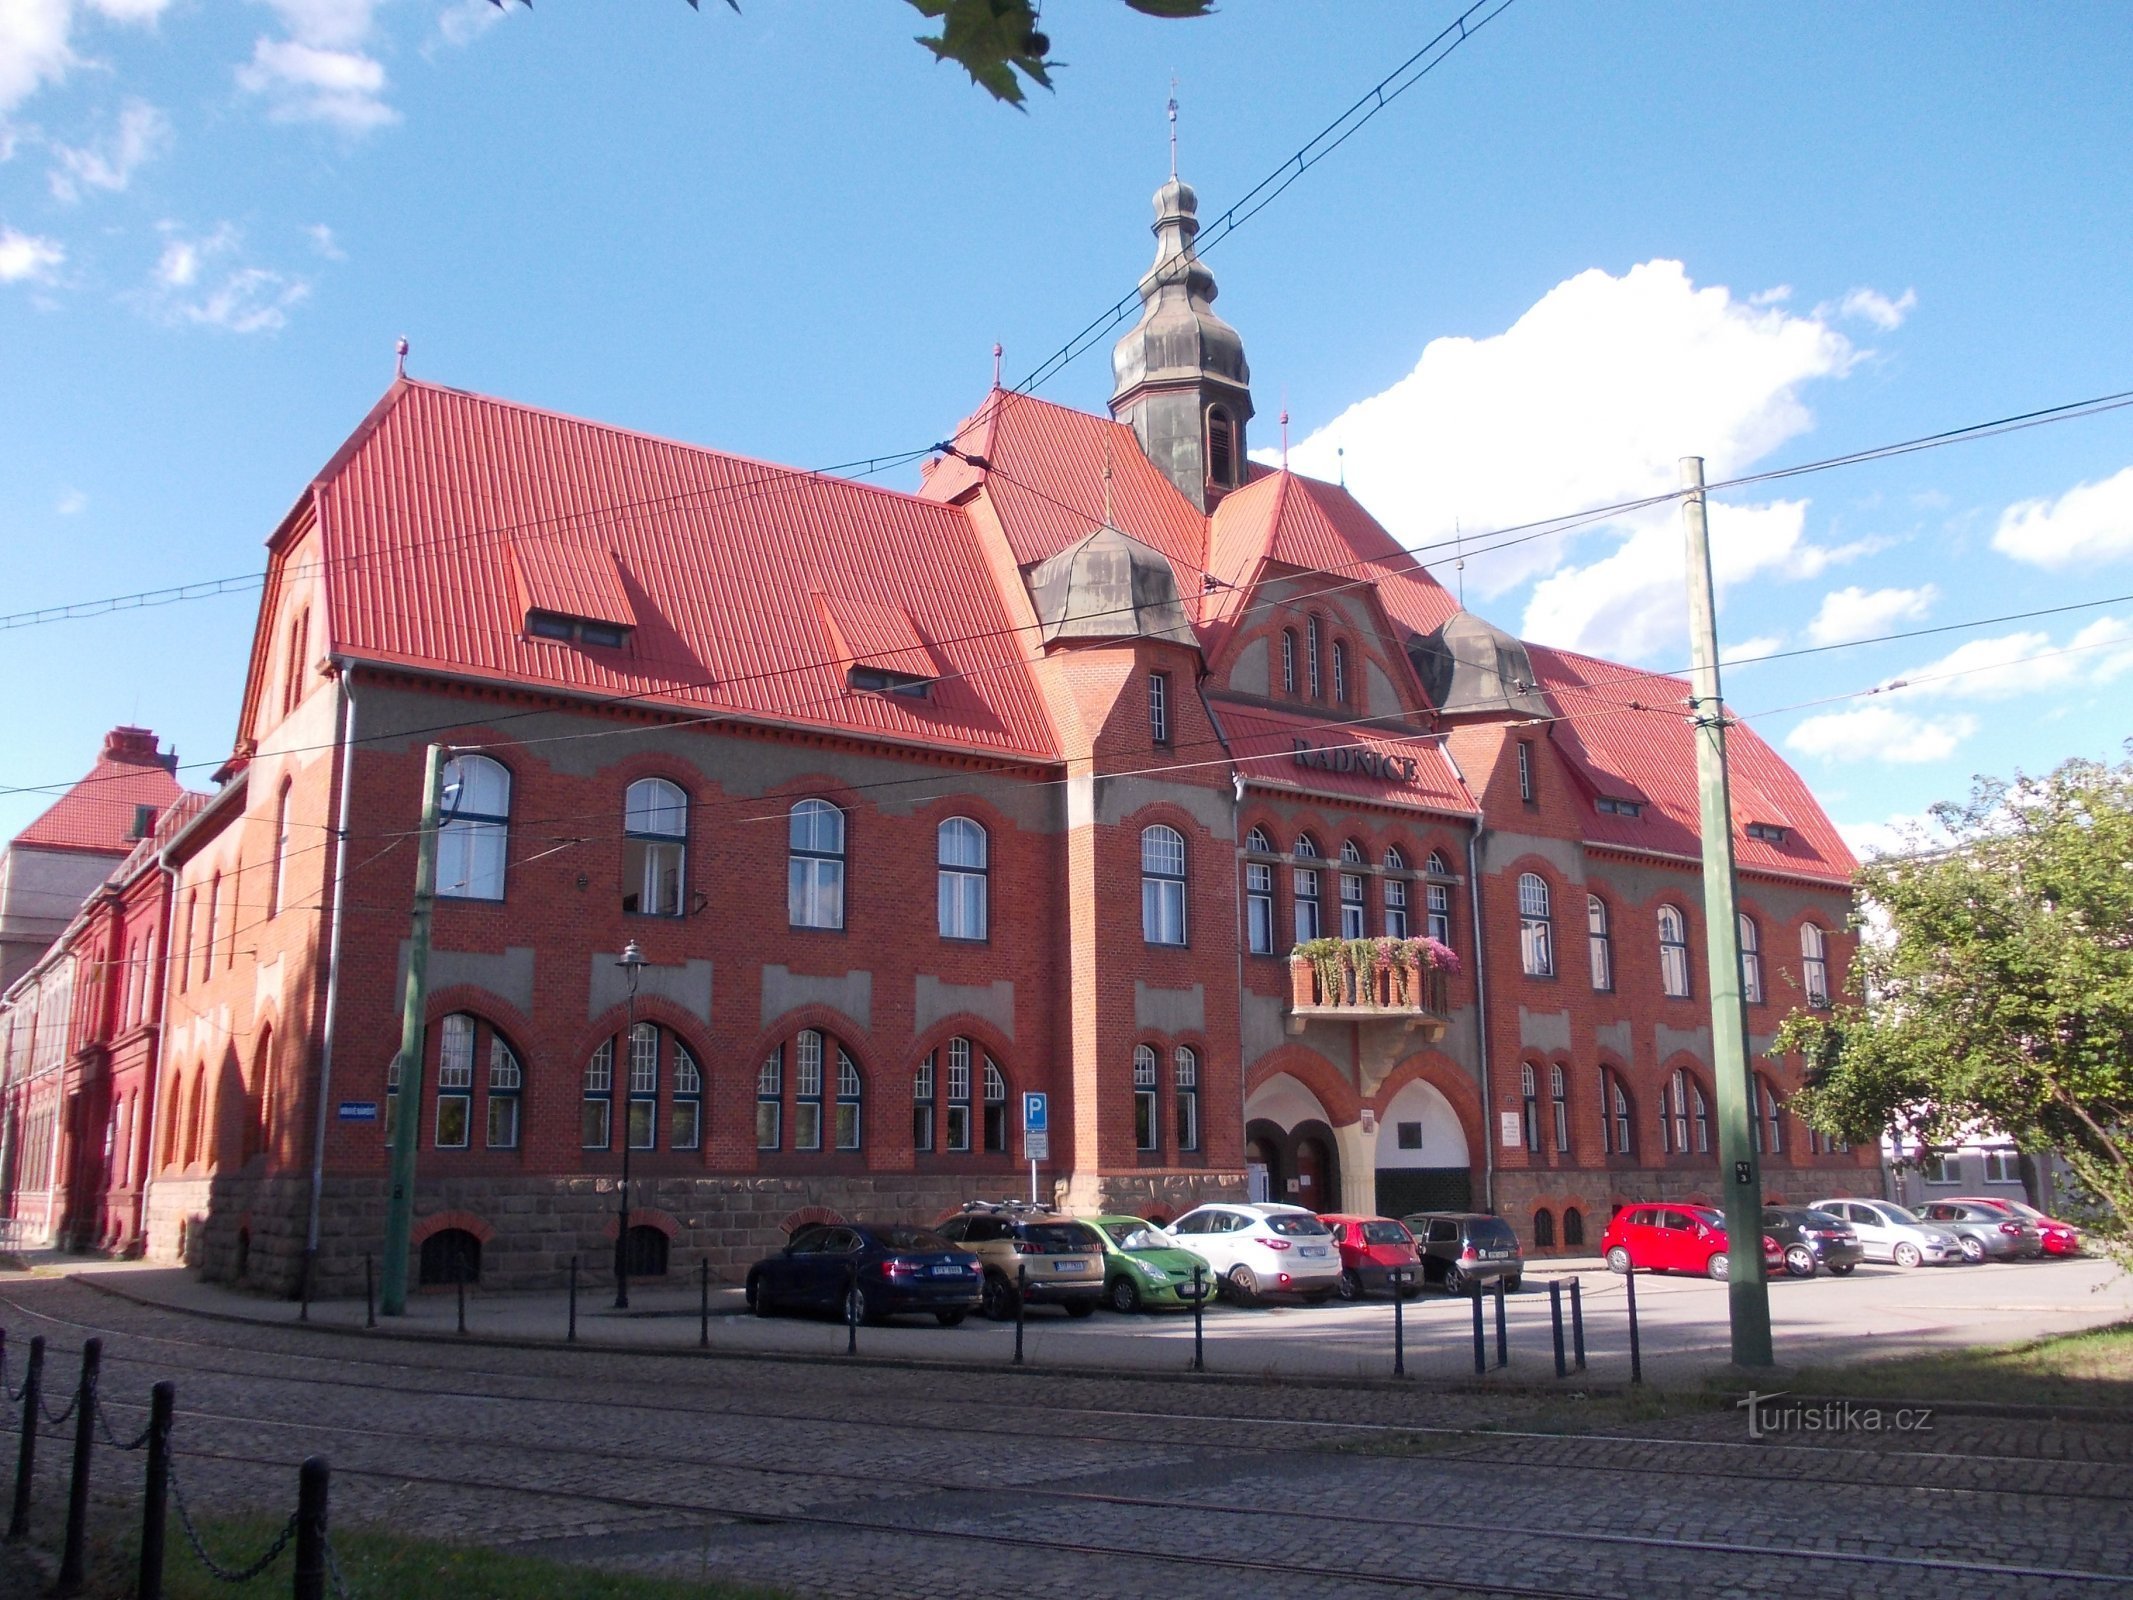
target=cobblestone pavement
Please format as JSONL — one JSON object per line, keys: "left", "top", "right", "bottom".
{"left": 2, "top": 1275, "right": 2129, "bottom": 1599}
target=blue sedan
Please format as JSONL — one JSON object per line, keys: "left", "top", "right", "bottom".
{"left": 746, "top": 1222, "right": 983, "bottom": 1326}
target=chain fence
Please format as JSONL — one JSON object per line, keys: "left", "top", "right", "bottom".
{"left": 167, "top": 1449, "right": 303, "bottom": 1585}
{"left": 94, "top": 1393, "right": 155, "bottom": 1453}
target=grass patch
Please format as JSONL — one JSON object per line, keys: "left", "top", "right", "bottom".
{"left": 1789, "top": 1319, "right": 2133, "bottom": 1408}
{"left": 62, "top": 1512, "right": 793, "bottom": 1600}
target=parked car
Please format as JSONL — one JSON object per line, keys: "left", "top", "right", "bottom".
{"left": 1601, "top": 1203, "right": 1775, "bottom": 1281}
{"left": 1167, "top": 1202, "right": 1342, "bottom": 1305}
{"left": 1760, "top": 1206, "right": 1864, "bottom": 1277}
{"left": 1320, "top": 1214, "right": 1425, "bottom": 1300}
{"left": 1401, "top": 1211, "right": 1524, "bottom": 1294}
{"left": 1917, "top": 1200, "right": 2044, "bottom": 1262}
{"left": 1809, "top": 1197, "right": 1965, "bottom": 1267}
{"left": 1076, "top": 1215, "right": 1214, "bottom": 1313}
{"left": 1947, "top": 1196, "right": 2083, "bottom": 1256}
{"left": 746, "top": 1222, "right": 981, "bottom": 1326}
{"left": 935, "top": 1201, "right": 1104, "bottom": 1319}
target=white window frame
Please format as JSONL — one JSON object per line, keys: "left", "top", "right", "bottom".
{"left": 438, "top": 754, "right": 511, "bottom": 902}
{"left": 1658, "top": 906, "right": 1692, "bottom": 998}
{"left": 1518, "top": 873, "right": 1554, "bottom": 977}
{"left": 1134, "top": 1044, "right": 1160, "bottom": 1151}
{"left": 1141, "top": 825, "right": 1188, "bottom": 946}
{"left": 623, "top": 777, "right": 688, "bottom": 918}
{"left": 937, "top": 816, "right": 989, "bottom": 941}
{"left": 1739, "top": 913, "right": 1764, "bottom": 1004}
{"left": 788, "top": 799, "right": 847, "bottom": 931}
{"left": 1174, "top": 1045, "right": 1199, "bottom": 1153}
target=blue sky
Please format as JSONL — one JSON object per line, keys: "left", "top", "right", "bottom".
{"left": 3, "top": 1, "right": 2129, "bottom": 850}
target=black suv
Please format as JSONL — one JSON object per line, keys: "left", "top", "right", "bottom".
{"left": 1402, "top": 1211, "right": 1524, "bottom": 1294}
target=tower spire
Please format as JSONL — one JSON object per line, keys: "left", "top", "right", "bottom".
{"left": 1167, "top": 73, "right": 1178, "bottom": 180}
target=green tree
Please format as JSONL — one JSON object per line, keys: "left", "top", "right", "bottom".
{"left": 1777, "top": 750, "right": 2133, "bottom": 1262}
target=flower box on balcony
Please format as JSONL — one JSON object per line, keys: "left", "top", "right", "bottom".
{"left": 1286, "top": 937, "right": 1456, "bottom": 1037}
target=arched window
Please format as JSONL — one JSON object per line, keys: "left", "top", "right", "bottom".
{"left": 1244, "top": 829, "right": 1276, "bottom": 956}
{"left": 1306, "top": 615, "right": 1323, "bottom": 699}
{"left": 202, "top": 872, "right": 219, "bottom": 983}
{"left": 626, "top": 1021, "right": 660, "bottom": 1150}
{"left": 1662, "top": 1068, "right": 1705, "bottom": 1155}
{"left": 1534, "top": 1207, "right": 1556, "bottom": 1249}
{"left": 1658, "top": 905, "right": 1692, "bottom": 998}
{"left": 1738, "top": 913, "right": 1764, "bottom": 1004}
{"left": 937, "top": 817, "right": 988, "bottom": 941}
{"left": 1751, "top": 1073, "right": 1784, "bottom": 1157}
{"left": 1550, "top": 1063, "right": 1569, "bottom": 1153}
{"left": 243, "top": 1026, "right": 271, "bottom": 1164}
{"left": 1564, "top": 1207, "right": 1585, "bottom": 1248}
{"left": 756, "top": 1046, "right": 782, "bottom": 1150}
{"left": 944, "top": 1036, "right": 973, "bottom": 1151}
{"left": 912, "top": 1052, "right": 936, "bottom": 1152}
{"left": 435, "top": 1012, "right": 475, "bottom": 1149}
{"left": 1133, "top": 1045, "right": 1160, "bottom": 1151}
{"left": 1339, "top": 838, "right": 1364, "bottom": 864}
{"left": 1246, "top": 827, "right": 1274, "bottom": 853}
{"left": 1518, "top": 873, "right": 1554, "bottom": 977}
{"left": 438, "top": 754, "right": 510, "bottom": 901}
{"left": 1520, "top": 1062, "right": 1540, "bottom": 1152}
{"left": 583, "top": 1038, "right": 614, "bottom": 1150}
{"left": 794, "top": 1029, "right": 825, "bottom": 1151}
{"left": 670, "top": 1042, "right": 701, "bottom": 1151}
{"left": 1693, "top": 1075, "right": 1711, "bottom": 1153}
{"left": 1140, "top": 825, "right": 1187, "bottom": 945}
{"left": 788, "top": 799, "right": 846, "bottom": 929}
{"left": 623, "top": 778, "right": 688, "bottom": 917}
{"left": 269, "top": 778, "right": 292, "bottom": 918}
{"left": 1292, "top": 834, "right": 1322, "bottom": 943}
{"left": 1174, "top": 1045, "right": 1200, "bottom": 1152}
{"left": 1425, "top": 851, "right": 1453, "bottom": 946}
{"left": 419, "top": 1229, "right": 480, "bottom": 1287}
{"left": 1384, "top": 846, "right": 1410, "bottom": 938}
{"left": 185, "top": 1070, "right": 205, "bottom": 1167}
{"left": 1587, "top": 895, "right": 1613, "bottom": 991}
{"left": 1602, "top": 1067, "right": 1633, "bottom": 1157}
{"left": 1801, "top": 922, "right": 1831, "bottom": 1006}
{"left": 180, "top": 890, "right": 196, "bottom": 993}
{"left": 835, "top": 1044, "right": 863, "bottom": 1152}
{"left": 1339, "top": 865, "right": 1366, "bottom": 939}
{"left": 1207, "top": 406, "right": 1236, "bottom": 487}
{"left": 1332, "top": 641, "right": 1349, "bottom": 704}
{"left": 982, "top": 1057, "right": 1008, "bottom": 1153}
{"left": 1281, "top": 629, "right": 1298, "bottom": 695}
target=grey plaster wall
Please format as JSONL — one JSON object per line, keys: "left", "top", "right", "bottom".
{"left": 1595, "top": 1020, "right": 1633, "bottom": 1059}
{"left": 1239, "top": 988, "right": 1288, "bottom": 1070}
{"left": 761, "top": 965, "right": 872, "bottom": 1029}
{"left": 396, "top": 942, "right": 537, "bottom": 1017}
{"left": 1095, "top": 774, "right": 1235, "bottom": 837}
{"left": 589, "top": 953, "right": 712, "bottom": 1024}
{"left": 1655, "top": 1022, "right": 1712, "bottom": 1064}
{"left": 1135, "top": 980, "right": 1206, "bottom": 1035}
{"left": 1518, "top": 1006, "right": 1571, "bottom": 1053}
{"left": 1365, "top": 660, "right": 1401, "bottom": 717}
{"left": 914, "top": 975, "right": 1015, "bottom": 1041}
{"left": 1484, "top": 830, "right": 1583, "bottom": 880}
{"left": 1229, "top": 636, "right": 1270, "bottom": 696}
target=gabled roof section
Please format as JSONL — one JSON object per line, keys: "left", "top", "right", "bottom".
{"left": 1215, "top": 703, "right": 1475, "bottom": 818}
{"left": 308, "top": 381, "right": 1055, "bottom": 760}
{"left": 14, "top": 727, "right": 187, "bottom": 856}
{"left": 509, "top": 537, "right": 635, "bottom": 630}
{"left": 814, "top": 592, "right": 937, "bottom": 679}
{"left": 1530, "top": 645, "right": 1855, "bottom": 885}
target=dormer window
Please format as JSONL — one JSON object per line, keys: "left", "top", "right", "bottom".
{"left": 1207, "top": 407, "right": 1236, "bottom": 488}
{"left": 1596, "top": 797, "right": 1643, "bottom": 818}
{"left": 848, "top": 665, "right": 931, "bottom": 699}
{"left": 1746, "top": 822, "right": 1787, "bottom": 844}
{"left": 527, "top": 610, "right": 630, "bottom": 649}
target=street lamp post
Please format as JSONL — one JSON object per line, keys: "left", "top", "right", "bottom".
{"left": 613, "top": 939, "right": 645, "bottom": 1310}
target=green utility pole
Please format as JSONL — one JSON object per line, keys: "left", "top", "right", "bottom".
{"left": 378, "top": 742, "right": 447, "bottom": 1317}
{"left": 1678, "top": 457, "right": 1774, "bottom": 1369}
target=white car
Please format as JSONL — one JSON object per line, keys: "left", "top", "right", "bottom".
{"left": 1166, "top": 1202, "right": 1342, "bottom": 1305}
{"left": 1811, "top": 1197, "right": 1965, "bottom": 1267}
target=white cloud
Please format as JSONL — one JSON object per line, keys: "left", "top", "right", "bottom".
{"left": 0, "top": 226, "right": 66, "bottom": 283}
{"left": 0, "top": 0, "right": 170, "bottom": 115}
{"left": 1990, "top": 466, "right": 2133, "bottom": 568}
{"left": 1805, "top": 583, "right": 1937, "bottom": 647}
{"left": 1825, "top": 287, "right": 1917, "bottom": 332}
{"left": 56, "top": 488, "right": 87, "bottom": 514}
{"left": 1785, "top": 705, "right": 1977, "bottom": 765}
{"left": 436, "top": 0, "right": 511, "bottom": 48}
{"left": 1720, "top": 634, "right": 1785, "bottom": 666}
{"left": 1837, "top": 811, "right": 1950, "bottom": 861}
{"left": 304, "top": 221, "right": 344, "bottom": 259}
{"left": 47, "top": 97, "right": 169, "bottom": 201}
{"left": 237, "top": 37, "right": 396, "bottom": 131}
{"left": 138, "top": 222, "right": 309, "bottom": 332}
{"left": 1883, "top": 617, "right": 2133, "bottom": 702}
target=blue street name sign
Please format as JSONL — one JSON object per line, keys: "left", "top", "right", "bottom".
{"left": 337, "top": 1101, "right": 380, "bottom": 1122}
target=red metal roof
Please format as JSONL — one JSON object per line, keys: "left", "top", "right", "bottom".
{"left": 1531, "top": 646, "right": 1855, "bottom": 884}
{"left": 13, "top": 728, "right": 185, "bottom": 856}
{"left": 1215, "top": 703, "right": 1474, "bottom": 817}
{"left": 312, "top": 381, "right": 1057, "bottom": 760}
{"left": 508, "top": 537, "right": 635, "bottom": 629}
{"left": 813, "top": 592, "right": 938, "bottom": 679}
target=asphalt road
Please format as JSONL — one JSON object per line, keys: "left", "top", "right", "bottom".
{"left": 1, "top": 1271, "right": 2128, "bottom": 1600}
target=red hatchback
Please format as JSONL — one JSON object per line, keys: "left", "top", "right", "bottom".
{"left": 1320, "top": 1213, "right": 1425, "bottom": 1300}
{"left": 1602, "top": 1203, "right": 1783, "bottom": 1281}
{"left": 1951, "top": 1196, "right": 2084, "bottom": 1256}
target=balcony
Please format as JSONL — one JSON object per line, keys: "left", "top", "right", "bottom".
{"left": 1286, "top": 938, "right": 1455, "bottom": 1040}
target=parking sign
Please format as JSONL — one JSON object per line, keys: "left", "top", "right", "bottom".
{"left": 1023, "top": 1092, "right": 1048, "bottom": 1132}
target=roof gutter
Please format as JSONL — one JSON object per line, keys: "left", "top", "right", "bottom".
{"left": 301, "top": 662, "right": 358, "bottom": 1304}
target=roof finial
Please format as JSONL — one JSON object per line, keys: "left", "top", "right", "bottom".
{"left": 1336, "top": 445, "right": 1345, "bottom": 488}
{"left": 1454, "top": 518, "right": 1466, "bottom": 607}
{"left": 991, "top": 341, "right": 1003, "bottom": 388}
{"left": 1167, "top": 72, "right": 1179, "bottom": 180}
{"left": 394, "top": 335, "right": 409, "bottom": 379}
{"left": 1280, "top": 405, "right": 1289, "bottom": 471}
{"left": 1102, "top": 435, "right": 1115, "bottom": 526}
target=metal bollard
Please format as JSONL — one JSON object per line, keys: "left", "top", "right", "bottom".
{"left": 292, "top": 1455, "right": 329, "bottom": 1600}
{"left": 299, "top": 1251, "right": 311, "bottom": 1324}
{"left": 364, "top": 1253, "right": 376, "bottom": 1330}
{"left": 1549, "top": 1281, "right": 1567, "bottom": 1378}
{"left": 1570, "top": 1277, "right": 1586, "bottom": 1371}
{"left": 456, "top": 1266, "right": 467, "bottom": 1336}
{"left": 1625, "top": 1264, "right": 1643, "bottom": 1385}
{"left": 845, "top": 1258, "right": 859, "bottom": 1355}
{"left": 56, "top": 1337, "right": 100, "bottom": 1595}
{"left": 1391, "top": 1270, "right": 1409, "bottom": 1378}
{"left": 700, "top": 1258, "right": 710, "bottom": 1349}
{"left": 7, "top": 1335, "right": 44, "bottom": 1540}
{"left": 568, "top": 1255, "right": 579, "bottom": 1343}
{"left": 138, "top": 1381, "right": 174, "bottom": 1600}
{"left": 1494, "top": 1276, "right": 1508, "bottom": 1369}
{"left": 1190, "top": 1264, "right": 1206, "bottom": 1373}
{"left": 1013, "top": 1264, "right": 1027, "bottom": 1366}
{"left": 1470, "top": 1283, "right": 1485, "bottom": 1376}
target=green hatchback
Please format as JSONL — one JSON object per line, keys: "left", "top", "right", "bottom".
{"left": 1081, "top": 1216, "right": 1214, "bottom": 1313}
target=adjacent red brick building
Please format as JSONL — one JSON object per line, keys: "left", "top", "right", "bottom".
{"left": 134, "top": 174, "right": 1867, "bottom": 1293}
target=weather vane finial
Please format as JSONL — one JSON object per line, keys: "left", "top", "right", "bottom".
{"left": 992, "top": 341, "right": 1003, "bottom": 388}
{"left": 1167, "top": 72, "right": 1179, "bottom": 179}
{"left": 1102, "top": 436, "right": 1115, "bottom": 526}
{"left": 394, "top": 336, "right": 408, "bottom": 379}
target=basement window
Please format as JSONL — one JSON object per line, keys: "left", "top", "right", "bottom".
{"left": 526, "top": 610, "right": 629, "bottom": 649}
{"left": 1746, "top": 822, "right": 1788, "bottom": 844}
{"left": 848, "top": 665, "right": 932, "bottom": 699}
{"left": 1596, "top": 797, "right": 1643, "bottom": 818}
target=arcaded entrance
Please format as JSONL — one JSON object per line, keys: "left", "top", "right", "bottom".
{"left": 1371, "top": 1077, "right": 1472, "bottom": 1217}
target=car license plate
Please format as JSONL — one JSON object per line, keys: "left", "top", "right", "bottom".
{"left": 1300, "top": 1246, "right": 1328, "bottom": 1258}
{"left": 1484, "top": 1250, "right": 1508, "bottom": 1259}
{"left": 1055, "top": 1259, "right": 1087, "bottom": 1272}
{"left": 927, "top": 1264, "right": 962, "bottom": 1277}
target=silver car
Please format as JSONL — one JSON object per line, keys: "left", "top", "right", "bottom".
{"left": 1918, "top": 1200, "right": 2044, "bottom": 1262}
{"left": 1811, "top": 1197, "right": 1964, "bottom": 1267}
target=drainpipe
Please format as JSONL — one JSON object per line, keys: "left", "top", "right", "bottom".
{"left": 1465, "top": 818, "right": 1496, "bottom": 1215}
{"left": 301, "top": 665, "right": 358, "bottom": 1301}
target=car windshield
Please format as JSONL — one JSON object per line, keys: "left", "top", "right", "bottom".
{"left": 1686, "top": 1207, "right": 1724, "bottom": 1229}
{"left": 1022, "top": 1223, "right": 1094, "bottom": 1254}
{"left": 1803, "top": 1210, "right": 1848, "bottom": 1229}
{"left": 1876, "top": 1203, "right": 1923, "bottom": 1225}
{"left": 1467, "top": 1218, "right": 1519, "bottom": 1249}
{"left": 1263, "top": 1213, "right": 1332, "bottom": 1237}
{"left": 1997, "top": 1200, "right": 2045, "bottom": 1220}
{"left": 874, "top": 1227, "right": 953, "bottom": 1252}
{"left": 1360, "top": 1221, "right": 1411, "bottom": 1245}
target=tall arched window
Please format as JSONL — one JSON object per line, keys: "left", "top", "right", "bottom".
{"left": 623, "top": 778, "right": 688, "bottom": 916}
{"left": 180, "top": 890, "right": 196, "bottom": 993}
{"left": 438, "top": 754, "right": 510, "bottom": 901}
{"left": 1564, "top": 1207, "right": 1585, "bottom": 1248}
{"left": 1293, "top": 834, "right": 1322, "bottom": 943}
{"left": 1550, "top": 1063, "right": 1569, "bottom": 1153}
{"left": 269, "top": 778, "right": 292, "bottom": 918}
{"left": 1751, "top": 1073, "right": 1784, "bottom": 1157}
{"left": 1140, "top": 825, "right": 1187, "bottom": 945}
{"left": 1658, "top": 905, "right": 1692, "bottom": 998}
{"left": 435, "top": 1012, "right": 475, "bottom": 1149}
{"left": 835, "top": 1044, "right": 863, "bottom": 1152}
{"left": 1602, "top": 1067, "right": 1632, "bottom": 1156}
{"left": 944, "top": 1036, "right": 973, "bottom": 1151}
{"left": 982, "top": 1057, "right": 1008, "bottom": 1153}
{"left": 1244, "top": 828, "right": 1276, "bottom": 955}
{"left": 1520, "top": 1062, "right": 1540, "bottom": 1152}
{"left": 756, "top": 1046, "right": 782, "bottom": 1150}
{"left": 1518, "top": 873, "right": 1554, "bottom": 977}
{"left": 937, "top": 817, "right": 988, "bottom": 941}
{"left": 1281, "top": 630, "right": 1298, "bottom": 695}
{"left": 912, "top": 1052, "right": 936, "bottom": 1152}
{"left": 671, "top": 1042, "right": 701, "bottom": 1150}
{"left": 487, "top": 1028, "right": 523, "bottom": 1149}
{"left": 1425, "top": 851, "right": 1452, "bottom": 946}
{"left": 202, "top": 872, "right": 219, "bottom": 983}
{"left": 1662, "top": 1068, "right": 1707, "bottom": 1155}
{"left": 1332, "top": 641, "right": 1349, "bottom": 705}
{"left": 582, "top": 1038, "right": 613, "bottom": 1150}
{"left": 1338, "top": 856, "right": 1366, "bottom": 939}
{"left": 1133, "top": 1045, "right": 1160, "bottom": 1151}
{"left": 1207, "top": 406, "right": 1236, "bottom": 487}
{"left": 1738, "top": 913, "right": 1764, "bottom": 1004}
{"left": 1534, "top": 1207, "right": 1556, "bottom": 1248}
{"left": 626, "top": 1021, "right": 660, "bottom": 1150}
{"left": 1306, "top": 616, "right": 1323, "bottom": 699}
{"left": 794, "top": 1028, "right": 825, "bottom": 1151}
{"left": 788, "top": 799, "right": 846, "bottom": 929}
{"left": 1384, "top": 846, "right": 1410, "bottom": 938}
{"left": 1174, "top": 1045, "right": 1199, "bottom": 1152}
{"left": 1801, "top": 922, "right": 1831, "bottom": 1006}
{"left": 1587, "top": 895, "right": 1613, "bottom": 991}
